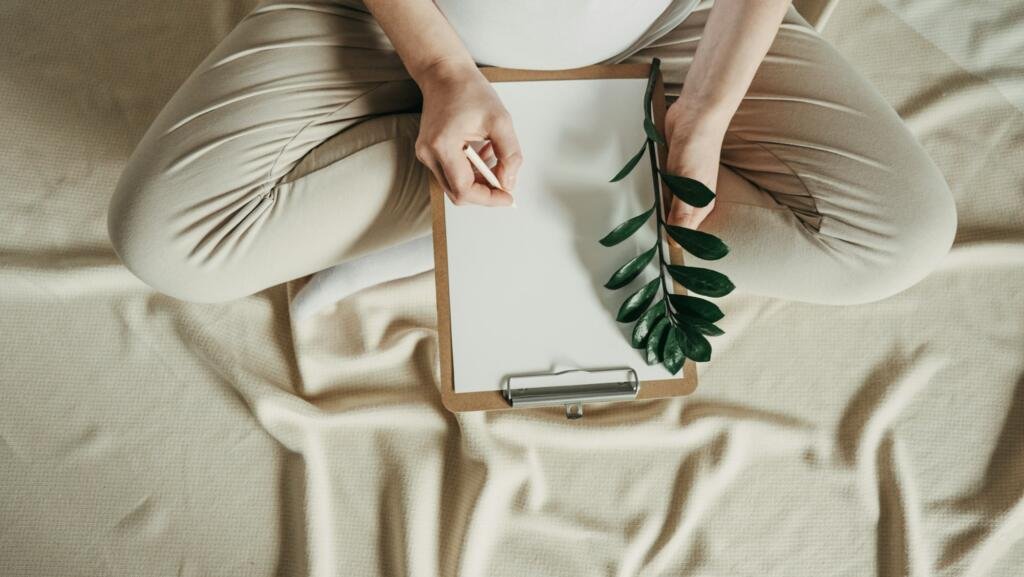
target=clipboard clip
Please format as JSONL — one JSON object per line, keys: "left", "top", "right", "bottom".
{"left": 504, "top": 367, "right": 640, "bottom": 419}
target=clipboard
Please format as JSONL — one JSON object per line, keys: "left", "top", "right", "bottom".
{"left": 430, "top": 63, "right": 698, "bottom": 418}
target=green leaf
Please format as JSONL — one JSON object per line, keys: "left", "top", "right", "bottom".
{"left": 660, "top": 172, "right": 715, "bottom": 208}
{"left": 663, "top": 225, "right": 729, "bottom": 260}
{"left": 616, "top": 278, "right": 661, "bottom": 323}
{"left": 689, "top": 319, "right": 725, "bottom": 337}
{"left": 599, "top": 205, "right": 654, "bottom": 247}
{"left": 631, "top": 299, "right": 665, "bottom": 348}
{"left": 668, "top": 294, "right": 725, "bottom": 323}
{"left": 606, "top": 245, "right": 657, "bottom": 290}
{"left": 643, "top": 117, "right": 665, "bottom": 145}
{"left": 600, "top": 56, "right": 730, "bottom": 367}
{"left": 610, "top": 141, "right": 649, "bottom": 182}
{"left": 679, "top": 323, "right": 712, "bottom": 362}
{"left": 643, "top": 58, "right": 660, "bottom": 120}
{"left": 662, "top": 326, "right": 686, "bottom": 375}
{"left": 645, "top": 317, "right": 670, "bottom": 365}
{"left": 665, "top": 265, "right": 735, "bottom": 297}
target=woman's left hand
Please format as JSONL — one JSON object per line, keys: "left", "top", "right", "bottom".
{"left": 664, "top": 101, "right": 729, "bottom": 230}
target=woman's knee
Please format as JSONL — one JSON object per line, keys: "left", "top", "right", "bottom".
{"left": 831, "top": 167, "right": 957, "bottom": 305}
{"left": 108, "top": 174, "right": 254, "bottom": 304}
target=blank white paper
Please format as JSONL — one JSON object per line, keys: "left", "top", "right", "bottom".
{"left": 445, "top": 78, "right": 676, "bottom": 393}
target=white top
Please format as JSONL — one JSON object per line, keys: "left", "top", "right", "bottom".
{"left": 433, "top": 0, "right": 699, "bottom": 70}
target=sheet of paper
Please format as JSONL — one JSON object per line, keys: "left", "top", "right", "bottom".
{"left": 445, "top": 78, "right": 675, "bottom": 393}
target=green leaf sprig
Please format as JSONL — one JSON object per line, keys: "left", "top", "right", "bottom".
{"left": 600, "top": 58, "right": 734, "bottom": 375}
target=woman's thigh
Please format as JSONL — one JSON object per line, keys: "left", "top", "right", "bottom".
{"left": 625, "top": 5, "right": 957, "bottom": 304}
{"left": 108, "top": 0, "right": 429, "bottom": 302}
{"left": 112, "top": 2, "right": 957, "bottom": 306}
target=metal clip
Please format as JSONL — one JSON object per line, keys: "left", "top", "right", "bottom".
{"left": 504, "top": 367, "right": 640, "bottom": 419}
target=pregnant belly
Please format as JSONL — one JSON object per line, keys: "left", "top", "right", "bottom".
{"left": 433, "top": 0, "right": 672, "bottom": 70}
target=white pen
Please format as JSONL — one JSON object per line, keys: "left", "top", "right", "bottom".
{"left": 463, "top": 143, "right": 505, "bottom": 191}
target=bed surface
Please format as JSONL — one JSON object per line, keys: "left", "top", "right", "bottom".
{"left": 1, "top": 1, "right": 1022, "bottom": 575}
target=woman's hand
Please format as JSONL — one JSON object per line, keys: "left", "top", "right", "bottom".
{"left": 664, "top": 101, "right": 728, "bottom": 229}
{"left": 661, "top": 0, "right": 790, "bottom": 229}
{"left": 361, "top": 0, "right": 522, "bottom": 207}
{"left": 415, "top": 60, "right": 522, "bottom": 207}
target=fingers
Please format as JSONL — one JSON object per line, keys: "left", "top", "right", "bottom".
{"left": 470, "top": 142, "right": 497, "bottom": 185}
{"left": 416, "top": 134, "right": 515, "bottom": 207}
{"left": 438, "top": 147, "right": 514, "bottom": 206}
{"left": 477, "top": 141, "right": 495, "bottom": 165}
{"left": 416, "top": 135, "right": 513, "bottom": 206}
{"left": 667, "top": 196, "right": 693, "bottom": 227}
{"left": 668, "top": 196, "right": 714, "bottom": 230}
{"left": 487, "top": 115, "right": 523, "bottom": 192}
{"left": 413, "top": 108, "right": 520, "bottom": 207}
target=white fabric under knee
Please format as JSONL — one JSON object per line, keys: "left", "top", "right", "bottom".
{"left": 290, "top": 235, "right": 435, "bottom": 322}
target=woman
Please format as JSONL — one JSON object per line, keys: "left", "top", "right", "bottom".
{"left": 108, "top": 0, "right": 956, "bottom": 307}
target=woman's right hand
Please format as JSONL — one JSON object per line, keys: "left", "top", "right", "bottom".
{"left": 414, "top": 60, "right": 522, "bottom": 207}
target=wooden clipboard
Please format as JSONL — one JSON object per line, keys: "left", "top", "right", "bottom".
{"left": 431, "top": 63, "right": 698, "bottom": 413}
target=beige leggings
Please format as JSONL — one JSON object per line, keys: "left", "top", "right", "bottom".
{"left": 108, "top": 1, "right": 957, "bottom": 305}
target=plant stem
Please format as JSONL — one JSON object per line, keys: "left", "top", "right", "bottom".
{"left": 645, "top": 127, "right": 677, "bottom": 330}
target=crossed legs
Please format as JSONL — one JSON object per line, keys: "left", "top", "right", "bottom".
{"left": 109, "top": 2, "right": 955, "bottom": 308}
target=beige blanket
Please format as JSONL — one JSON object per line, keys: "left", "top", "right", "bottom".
{"left": 1, "top": 1, "right": 1021, "bottom": 575}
